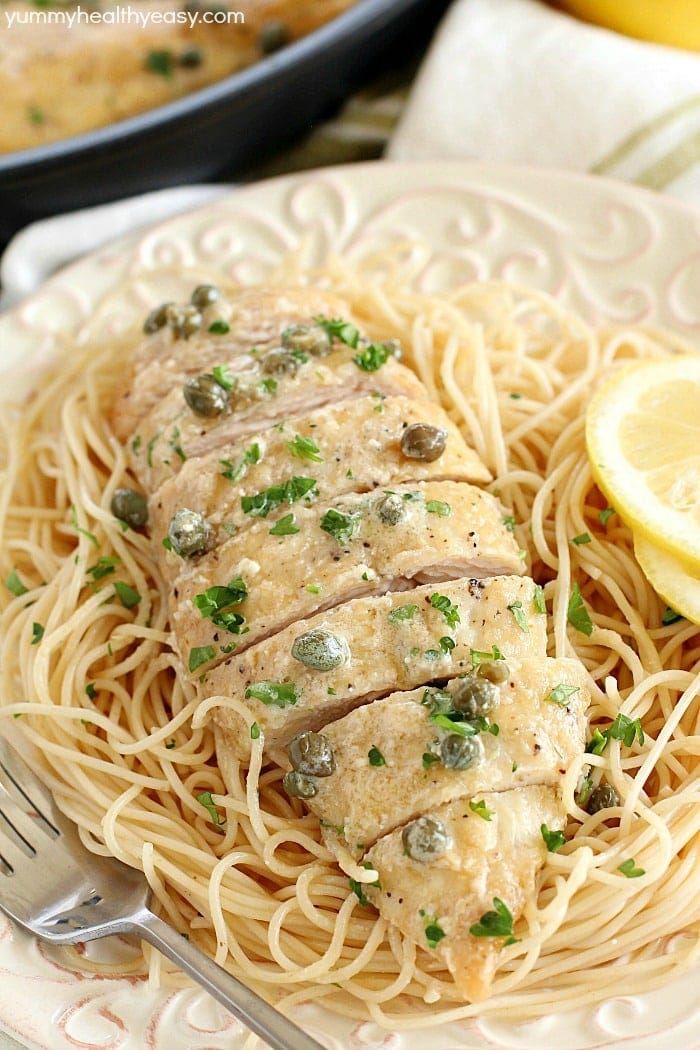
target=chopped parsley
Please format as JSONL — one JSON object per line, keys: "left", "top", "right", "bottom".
{"left": 469, "top": 898, "right": 518, "bottom": 944}
{"left": 662, "top": 606, "right": 683, "bottom": 626}
{"left": 388, "top": 604, "right": 419, "bottom": 624}
{"left": 349, "top": 863, "right": 380, "bottom": 907}
{"left": 425, "top": 636, "right": 456, "bottom": 660}
{"left": 146, "top": 434, "right": 159, "bottom": 468}
{"left": 546, "top": 684, "right": 580, "bottom": 707}
{"left": 85, "top": 683, "right": 97, "bottom": 700}
{"left": 305, "top": 583, "right": 321, "bottom": 595}
{"left": 422, "top": 752, "right": 441, "bottom": 769}
{"left": 5, "top": 568, "right": 28, "bottom": 597}
{"left": 286, "top": 434, "right": 323, "bottom": 462}
{"left": 618, "top": 858, "right": 645, "bottom": 878}
{"left": 571, "top": 532, "right": 592, "bottom": 545}
{"left": 419, "top": 910, "right": 447, "bottom": 949}
{"left": 314, "top": 315, "right": 360, "bottom": 348}
{"left": 257, "top": 378, "right": 278, "bottom": 396}
{"left": 421, "top": 688, "right": 497, "bottom": 738}
{"left": 541, "top": 824, "right": 567, "bottom": 852}
{"left": 145, "top": 49, "right": 174, "bottom": 77}
{"left": 599, "top": 506, "right": 616, "bottom": 526}
{"left": 31, "top": 622, "right": 44, "bottom": 645}
{"left": 211, "top": 363, "right": 235, "bottom": 389}
{"left": 353, "top": 342, "right": 392, "bottom": 372}
{"left": 250, "top": 722, "right": 261, "bottom": 740}
{"left": 567, "top": 582, "right": 593, "bottom": 637}
{"left": 533, "top": 584, "right": 546, "bottom": 614}
{"left": 469, "top": 799, "right": 493, "bottom": 821}
{"left": 429, "top": 593, "right": 460, "bottom": 630}
{"left": 196, "top": 791, "right": 225, "bottom": 827}
{"left": 168, "top": 426, "right": 186, "bottom": 462}
{"left": 131, "top": 435, "right": 142, "bottom": 454}
{"left": 241, "top": 476, "right": 317, "bottom": 517}
{"left": 586, "top": 713, "right": 644, "bottom": 754}
{"left": 575, "top": 774, "right": 593, "bottom": 808}
{"left": 507, "top": 600, "right": 529, "bottom": 632}
{"left": 70, "top": 505, "right": 99, "bottom": 548}
{"left": 165, "top": 738, "right": 176, "bottom": 749}
{"left": 503, "top": 515, "right": 516, "bottom": 532}
{"left": 425, "top": 500, "right": 451, "bottom": 517}
{"left": 209, "top": 321, "right": 231, "bottom": 335}
{"left": 470, "top": 645, "right": 505, "bottom": 669}
{"left": 269, "top": 513, "right": 300, "bottom": 536}
{"left": 245, "top": 680, "right": 299, "bottom": 708}
{"left": 368, "top": 745, "right": 386, "bottom": 767}
{"left": 86, "top": 555, "right": 121, "bottom": 581}
{"left": 320, "top": 507, "right": 361, "bottom": 545}
{"left": 188, "top": 645, "right": 215, "bottom": 673}
{"left": 193, "top": 577, "right": 247, "bottom": 634}
{"left": 113, "top": 581, "right": 142, "bottom": 609}
{"left": 219, "top": 442, "right": 262, "bottom": 483}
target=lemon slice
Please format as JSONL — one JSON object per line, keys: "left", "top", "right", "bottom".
{"left": 634, "top": 533, "right": 700, "bottom": 626}
{"left": 585, "top": 356, "right": 700, "bottom": 570}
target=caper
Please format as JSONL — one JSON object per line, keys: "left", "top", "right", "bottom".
{"left": 450, "top": 676, "right": 499, "bottom": 718}
{"left": 281, "top": 324, "right": 331, "bottom": 357}
{"left": 401, "top": 815, "right": 452, "bottom": 862}
{"left": 440, "top": 733, "right": 484, "bottom": 771}
{"left": 477, "top": 659, "right": 510, "bottom": 684}
{"left": 261, "top": 348, "right": 300, "bottom": 376}
{"left": 287, "top": 731, "right": 335, "bottom": 777}
{"left": 183, "top": 373, "right": 229, "bottom": 416}
{"left": 143, "top": 302, "right": 173, "bottom": 334}
{"left": 259, "top": 19, "right": 289, "bottom": 54}
{"left": 110, "top": 488, "right": 148, "bottom": 528}
{"left": 291, "top": 628, "right": 349, "bottom": 671}
{"left": 586, "top": 783, "right": 620, "bottom": 814}
{"left": 165, "top": 304, "right": 203, "bottom": 339}
{"left": 167, "top": 508, "right": 212, "bottom": 558}
{"left": 375, "top": 493, "right": 407, "bottom": 526}
{"left": 179, "top": 46, "right": 203, "bottom": 67}
{"left": 191, "top": 284, "right": 220, "bottom": 308}
{"left": 282, "top": 770, "right": 317, "bottom": 799}
{"left": 400, "top": 423, "right": 448, "bottom": 462}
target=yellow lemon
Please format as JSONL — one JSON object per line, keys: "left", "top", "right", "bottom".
{"left": 585, "top": 355, "right": 700, "bottom": 570}
{"left": 634, "top": 533, "right": 700, "bottom": 625}
{"left": 554, "top": 0, "right": 700, "bottom": 51}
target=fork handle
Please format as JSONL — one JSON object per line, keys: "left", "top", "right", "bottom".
{"left": 129, "top": 908, "right": 327, "bottom": 1050}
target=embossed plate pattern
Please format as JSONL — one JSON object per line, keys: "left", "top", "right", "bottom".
{"left": 0, "top": 161, "right": 699, "bottom": 1050}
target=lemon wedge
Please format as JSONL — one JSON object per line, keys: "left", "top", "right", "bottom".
{"left": 585, "top": 356, "right": 700, "bottom": 570}
{"left": 634, "top": 533, "right": 700, "bottom": 625}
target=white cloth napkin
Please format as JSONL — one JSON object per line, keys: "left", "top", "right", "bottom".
{"left": 388, "top": 0, "right": 700, "bottom": 205}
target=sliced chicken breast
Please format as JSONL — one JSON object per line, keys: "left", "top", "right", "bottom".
{"left": 210, "top": 576, "right": 547, "bottom": 761}
{"left": 112, "top": 287, "right": 352, "bottom": 441}
{"left": 301, "top": 657, "right": 586, "bottom": 855}
{"left": 171, "top": 481, "right": 524, "bottom": 677}
{"left": 150, "top": 395, "right": 490, "bottom": 563}
{"left": 363, "top": 785, "right": 566, "bottom": 1001}
{"left": 127, "top": 347, "right": 428, "bottom": 492}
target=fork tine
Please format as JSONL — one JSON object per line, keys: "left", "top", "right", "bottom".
{"left": 0, "top": 740, "right": 59, "bottom": 838}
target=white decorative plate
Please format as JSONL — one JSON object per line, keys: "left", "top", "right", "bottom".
{"left": 0, "top": 161, "right": 699, "bottom": 1050}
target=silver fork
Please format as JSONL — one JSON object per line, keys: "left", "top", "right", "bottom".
{"left": 0, "top": 736, "right": 326, "bottom": 1050}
